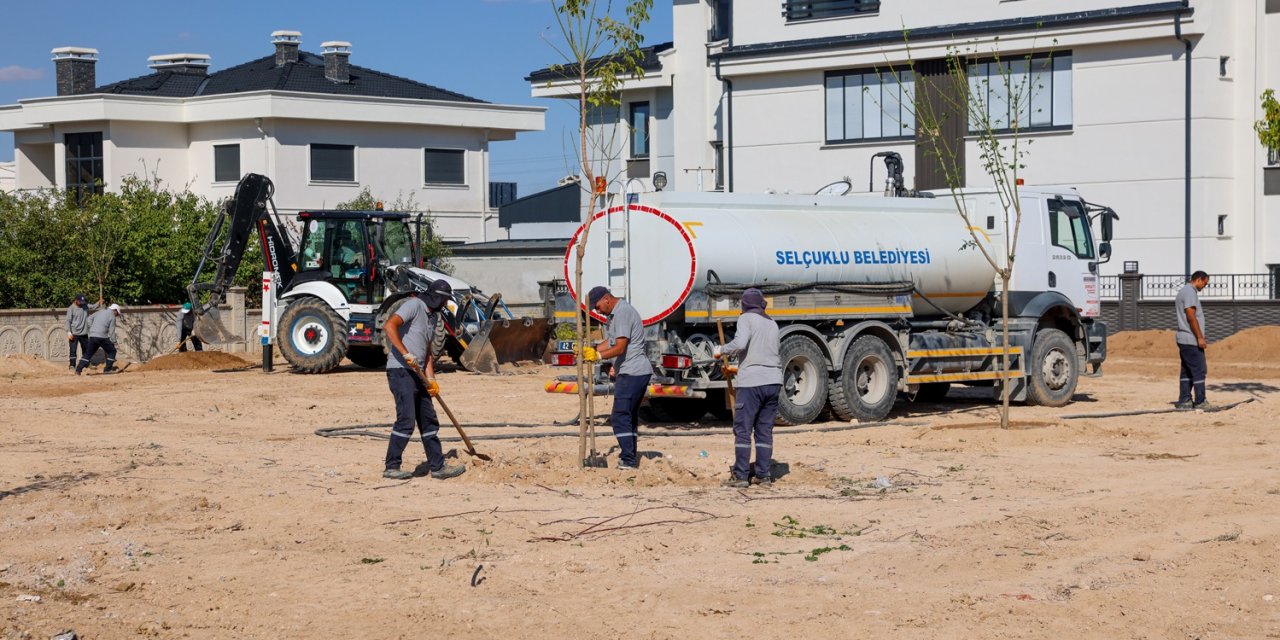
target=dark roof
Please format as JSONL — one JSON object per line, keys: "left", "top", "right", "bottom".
{"left": 95, "top": 52, "right": 485, "bottom": 103}
{"left": 712, "top": 2, "right": 1191, "bottom": 61}
{"left": 526, "top": 42, "right": 673, "bottom": 83}
{"left": 498, "top": 182, "right": 580, "bottom": 229}
{"left": 450, "top": 238, "right": 569, "bottom": 257}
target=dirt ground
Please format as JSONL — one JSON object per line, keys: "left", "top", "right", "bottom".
{"left": 2, "top": 332, "right": 1279, "bottom": 639}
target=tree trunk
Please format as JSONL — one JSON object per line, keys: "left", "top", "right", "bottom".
{"left": 1000, "top": 272, "right": 1011, "bottom": 430}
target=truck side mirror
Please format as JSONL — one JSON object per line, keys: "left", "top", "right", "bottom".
{"left": 1101, "top": 213, "right": 1114, "bottom": 242}
{"left": 1098, "top": 242, "right": 1112, "bottom": 263}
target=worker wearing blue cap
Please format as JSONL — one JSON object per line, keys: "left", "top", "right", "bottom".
{"left": 176, "top": 302, "right": 203, "bottom": 352}
{"left": 584, "top": 286, "right": 653, "bottom": 470}
{"left": 64, "top": 293, "right": 102, "bottom": 370}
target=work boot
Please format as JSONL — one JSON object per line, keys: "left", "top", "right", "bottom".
{"left": 751, "top": 476, "right": 773, "bottom": 487}
{"left": 722, "top": 476, "right": 749, "bottom": 489}
{"left": 430, "top": 464, "right": 466, "bottom": 480}
{"left": 1174, "top": 401, "right": 1193, "bottom": 410}
{"left": 383, "top": 468, "right": 412, "bottom": 480}
{"left": 412, "top": 461, "right": 433, "bottom": 478}
{"left": 616, "top": 461, "right": 638, "bottom": 471}
{"left": 1192, "top": 401, "right": 1215, "bottom": 411}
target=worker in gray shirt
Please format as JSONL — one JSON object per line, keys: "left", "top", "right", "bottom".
{"left": 64, "top": 293, "right": 101, "bottom": 369}
{"left": 381, "top": 279, "right": 465, "bottom": 481}
{"left": 585, "top": 286, "right": 653, "bottom": 470}
{"left": 715, "top": 288, "right": 783, "bottom": 487}
{"left": 76, "top": 304, "right": 122, "bottom": 375}
{"left": 1174, "top": 270, "right": 1211, "bottom": 409}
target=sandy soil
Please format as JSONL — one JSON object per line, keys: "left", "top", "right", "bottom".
{"left": 2, "top": 339, "right": 1278, "bottom": 639}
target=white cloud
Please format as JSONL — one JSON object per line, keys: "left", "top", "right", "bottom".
{"left": 0, "top": 65, "right": 44, "bottom": 82}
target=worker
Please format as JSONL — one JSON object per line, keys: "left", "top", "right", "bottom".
{"left": 176, "top": 302, "right": 202, "bottom": 352}
{"left": 381, "top": 279, "right": 466, "bottom": 481}
{"left": 64, "top": 293, "right": 101, "bottom": 370}
{"left": 1175, "top": 270, "right": 1211, "bottom": 410}
{"left": 76, "top": 304, "right": 122, "bottom": 376}
{"left": 714, "top": 288, "right": 783, "bottom": 487}
{"left": 585, "top": 286, "right": 653, "bottom": 470}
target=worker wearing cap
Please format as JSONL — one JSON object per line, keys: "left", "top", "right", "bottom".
{"left": 77, "top": 304, "right": 122, "bottom": 375}
{"left": 1175, "top": 270, "right": 1212, "bottom": 410}
{"left": 176, "top": 302, "right": 202, "bottom": 352}
{"left": 381, "top": 279, "right": 466, "bottom": 481}
{"left": 64, "top": 293, "right": 101, "bottom": 370}
{"left": 585, "top": 286, "right": 653, "bottom": 470}
{"left": 714, "top": 288, "right": 783, "bottom": 487}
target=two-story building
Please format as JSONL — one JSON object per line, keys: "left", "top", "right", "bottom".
{"left": 0, "top": 31, "right": 545, "bottom": 244}
{"left": 530, "top": 1, "right": 1280, "bottom": 280}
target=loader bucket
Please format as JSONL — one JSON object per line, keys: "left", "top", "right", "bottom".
{"left": 192, "top": 307, "right": 236, "bottom": 343}
{"left": 458, "top": 316, "right": 552, "bottom": 375}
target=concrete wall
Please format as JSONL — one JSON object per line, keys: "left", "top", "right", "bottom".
{"left": 450, "top": 255, "right": 563, "bottom": 316}
{"left": 0, "top": 288, "right": 253, "bottom": 365}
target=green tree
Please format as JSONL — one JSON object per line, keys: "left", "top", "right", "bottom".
{"left": 544, "top": 0, "right": 654, "bottom": 464}
{"left": 1255, "top": 89, "right": 1280, "bottom": 162}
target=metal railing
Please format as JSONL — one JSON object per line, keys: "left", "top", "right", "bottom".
{"left": 1099, "top": 273, "right": 1278, "bottom": 300}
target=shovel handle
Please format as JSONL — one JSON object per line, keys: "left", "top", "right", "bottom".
{"left": 410, "top": 364, "right": 490, "bottom": 460}
{"left": 716, "top": 320, "right": 736, "bottom": 416}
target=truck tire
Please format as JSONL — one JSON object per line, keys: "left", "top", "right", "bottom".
{"left": 648, "top": 397, "right": 710, "bottom": 423}
{"left": 430, "top": 317, "right": 449, "bottom": 360}
{"left": 914, "top": 382, "right": 951, "bottom": 403}
{"left": 1026, "top": 328, "right": 1078, "bottom": 407}
{"left": 776, "top": 335, "right": 829, "bottom": 426}
{"left": 828, "top": 335, "right": 899, "bottom": 422}
{"left": 278, "top": 297, "right": 348, "bottom": 374}
{"left": 347, "top": 346, "right": 387, "bottom": 369}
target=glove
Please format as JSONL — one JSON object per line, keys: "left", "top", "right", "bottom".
{"left": 68, "top": 333, "right": 75, "bottom": 341}
{"left": 426, "top": 379, "right": 440, "bottom": 397}
{"left": 576, "top": 345, "right": 600, "bottom": 362}
{"left": 723, "top": 364, "right": 738, "bottom": 378}
{"left": 402, "top": 352, "right": 421, "bottom": 370}
{"left": 712, "top": 345, "right": 722, "bottom": 359}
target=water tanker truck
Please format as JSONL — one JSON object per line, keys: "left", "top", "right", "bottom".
{"left": 546, "top": 178, "right": 1114, "bottom": 425}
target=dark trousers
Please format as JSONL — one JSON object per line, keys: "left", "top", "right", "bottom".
{"left": 732, "top": 384, "right": 781, "bottom": 480}
{"left": 69, "top": 334, "right": 89, "bottom": 367}
{"left": 384, "top": 368, "right": 445, "bottom": 471}
{"left": 76, "top": 338, "right": 116, "bottom": 374}
{"left": 1177, "top": 344, "right": 1207, "bottom": 405}
{"left": 611, "top": 374, "right": 650, "bottom": 466}
{"left": 179, "top": 326, "right": 203, "bottom": 352}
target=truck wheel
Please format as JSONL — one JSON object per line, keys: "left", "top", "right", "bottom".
{"left": 1026, "top": 328, "right": 1078, "bottom": 407}
{"left": 430, "top": 317, "right": 449, "bottom": 359}
{"left": 277, "top": 297, "right": 348, "bottom": 374}
{"left": 648, "top": 398, "right": 710, "bottom": 423}
{"left": 776, "top": 335, "right": 829, "bottom": 426}
{"left": 347, "top": 346, "right": 387, "bottom": 369}
{"left": 914, "top": 382, "right": 951, "bottom": 403}
{"left": 828, "top": 335, "right": 899, "bottom": 422}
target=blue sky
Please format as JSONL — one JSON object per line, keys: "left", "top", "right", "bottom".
{"left": 0, "top": 0, "right": 672, "bottom": 196}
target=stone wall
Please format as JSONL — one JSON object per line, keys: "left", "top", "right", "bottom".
{"left": 0, "top": 288, "right": 253, "bottom": 363}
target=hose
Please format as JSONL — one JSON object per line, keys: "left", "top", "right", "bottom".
{"left": 705, "top": 281, "right": 916, "bottom": 297}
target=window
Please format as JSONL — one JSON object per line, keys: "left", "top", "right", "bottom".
{"left": 629, "top": 102, "right": 650, "bottom": 159}
{"left": 310, "top": 144, "right": 355, "bottom": 182}
{"left": 380, "top": 220, "right": 416, "bottom": 266}
{"left": 711, "top": 0, "right": 732, "bottom": 41}
{"left": 65, "top": 132, "right": 103, "bottom": 202}
{"left": 1048, "top": 199, "right": 1094, "bottom": 260}
{"left": 824, "top": 69, "right": 915, "bottom": 143}
{"left": 213, "top": 144, "right": 240, "bottom": 182}
{"left": 968, "top": 53, "right": 1072, "bottom": 133}
{"left": 424, "top": 148, "right": 465, "bottom": 185}
{"left": 784, "top": 0, "right": 879, "bottom": 21}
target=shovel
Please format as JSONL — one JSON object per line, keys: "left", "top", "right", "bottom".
{"left": 433, "top": 392, "right": 492, "bottom": 462}
{"left": 717, "top": 320, "right": 737, "bottom": 419}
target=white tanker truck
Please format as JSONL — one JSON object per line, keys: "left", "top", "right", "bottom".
{"left": 545, "top": 179, "right": 1114, "bottom": 425}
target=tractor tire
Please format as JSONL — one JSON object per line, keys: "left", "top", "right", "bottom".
{"left": 430, "top": 317, "right": 449, "bottom": 360}
{"left": 776, "top": 335, "right": 829, "bottom": 426}
{"left": 347, "top": 346, "right": 387, "bottom": 369}
{"left": 277, "top": 297, "right": 348, "bottom": 374}
{"left": 914, "top": 382, "right": 951, "bottom": 403}
{"left": 827, "top": 335, "right": 899, "bottom": 422}
{"left": 647, "top": 397, "right": 710, "bottom": 423}
{"left": 1026, "top": 328, "right": 1078, "bottom": 407}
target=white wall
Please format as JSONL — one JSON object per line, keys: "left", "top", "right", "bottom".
{"left": 109, "top": 121, "right": 189, "bottom": 189}
{"left": 450, "top": 254, "right": 563, "bottom": 308}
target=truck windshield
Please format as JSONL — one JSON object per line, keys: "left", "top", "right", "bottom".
{"left": 381, "top": 221, "right": 416, "bottom": 266}
{"left": 1048, "top": 199, "right": 1095, "bottom": 260}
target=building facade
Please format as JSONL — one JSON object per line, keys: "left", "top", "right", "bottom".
{"left": 1, "top": 32, "right": 545, "bottom": 244}
{"left": 530, "top": 0, "right": 1280, "bottom": 279}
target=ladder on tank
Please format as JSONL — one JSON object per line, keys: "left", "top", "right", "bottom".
{"left": 604, "top": 183, "right": 638, "bottom": 300}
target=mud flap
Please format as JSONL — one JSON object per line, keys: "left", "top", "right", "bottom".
{"left": 458, "top": 317, "right": 552, "bottom": 375}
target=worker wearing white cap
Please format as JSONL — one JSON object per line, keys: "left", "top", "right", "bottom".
{"left": 77, "top": 304, "right": 122, "bottom": 375}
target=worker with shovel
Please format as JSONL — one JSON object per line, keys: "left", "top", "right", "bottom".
{"left": 714, "top": 288, "right": 782, "bottom": 488}
{"left": 381, "top": 279, "right": 466, "bottom": 481}
{"left": 76, "top": 304, "right": 123, "bottom": 376}
{"left": 585, "top": 286, "right": 653, "bottom": 471}
{"left": 64, "top": 293, "right": 102, "bottom": 370}
{"left": 176, "top": 302, "right": 203, "bottom": 352}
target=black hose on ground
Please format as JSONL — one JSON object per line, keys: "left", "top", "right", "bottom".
{"left": 1060, "top": 398, "right": 1253, "bottom": 420}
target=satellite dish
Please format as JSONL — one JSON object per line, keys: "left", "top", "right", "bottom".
{"left": 815, "top": 180, "right": 852, "bottom": 196}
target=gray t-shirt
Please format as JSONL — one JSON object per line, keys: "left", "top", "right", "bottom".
{"left": 720, "top": 312, "right": 783, "bottom": 388}
{"left": 87, "top": 309, "right": 117, "bottom": 340}
{"left": 65, "top": 302, "right": 99, "bottom": 335}
{"left": 387, "top": 296, "right": 435, "bottom": 369}
{"left": 1175, "top": 283, "right": 1205, "bottom": 346}
{"left": 603, "top": 299, "right": 653, "bottom": 377}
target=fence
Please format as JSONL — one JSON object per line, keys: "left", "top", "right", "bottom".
{"left": 1099, "top": 273, "right": 1280, "bottom": 342}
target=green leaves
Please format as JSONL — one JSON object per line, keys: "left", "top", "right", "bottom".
{"left": 1255, "top": 89, "right": 1280, "bottom": 156}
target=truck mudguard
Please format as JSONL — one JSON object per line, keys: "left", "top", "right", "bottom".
{"left": 281, "top": 281, "right": 351, "bottom": 321}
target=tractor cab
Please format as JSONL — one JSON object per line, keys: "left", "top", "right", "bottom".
{"left": 294, "top": 210, "right": 417, "bottom": 304}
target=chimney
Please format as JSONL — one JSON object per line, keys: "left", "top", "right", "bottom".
{"left": 51, "top": 47, "right": 98, "bottom": 96}
{"left": 147, "top": 53, "right": 211, "bottom": 75}
{"left": 272, "top": 30, "right": 301, "bottom": 66}
{"left": 322, "top": 41, "right": 351, "bottom": 83}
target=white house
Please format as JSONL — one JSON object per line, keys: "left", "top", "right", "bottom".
{"left": 0, "top": 31, "right": 545, "bottom": 244}
{"left": 0, "top": 161, "right": 14, "bottom": 193}
{"left": 530, "top": 1, "right": 1280, "bottom": 281}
